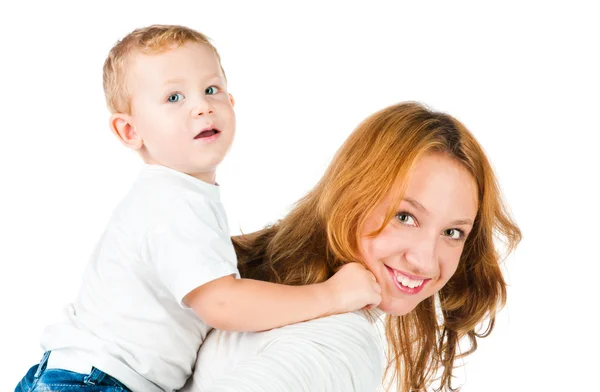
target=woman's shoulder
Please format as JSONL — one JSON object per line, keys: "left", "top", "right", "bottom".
{"left": 267, "top": 311, "right": 386, "bottom": 390}
{"left": 275, "top": 310, "right": 382, "bottom": 338}
{"left": 205, "top": 310, "right": 385, "bottom": 355}
{"left": 264, "top": 310, "right": 386, "bottom": 360}
{"left": 189, "top": 311, "right": 386, "bottom": 392}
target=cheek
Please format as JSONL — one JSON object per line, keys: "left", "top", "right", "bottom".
{"left": 438, "top": 247, "right": 463, "bottom": 283}
{"left": 360, "top": 233, "right": 390, "bottom": 264}
{"left": 359, "top": 231, "right": 403, "bottom": 278}
{"left": 217, "top": 101, "right": 235, "bottom": 121}
{"left": 359, "top": 237, "right": 378, "bottom": 271}
{"left": 137, "top": 109, "right": 183, "bottom": 137}
{"left": 359, "top": 239, "right": 387, "bottom": 283}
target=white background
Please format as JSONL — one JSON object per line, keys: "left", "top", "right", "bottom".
{"left": 1, "top": 1, "right": 598, "bottom": 390}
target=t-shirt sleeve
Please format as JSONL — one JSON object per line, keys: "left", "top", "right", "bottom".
{"left": 141, "top": 192, "right": 240, "bottom": 305}
{"left": 201, "top": 314, "right": 385, "bottom": 392}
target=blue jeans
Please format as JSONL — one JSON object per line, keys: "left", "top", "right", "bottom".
{"left": 15, "top": 351, "right": 131, "bottom": 391}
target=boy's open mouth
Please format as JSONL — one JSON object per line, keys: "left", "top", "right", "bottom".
{"left": 194, "top": 127, "right": 221, "bottom": 139}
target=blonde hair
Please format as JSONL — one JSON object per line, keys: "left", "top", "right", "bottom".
{"left": 102, "top": 24, "right": 225, "bottom": 114}
{"left": 234, "top": 101, "right": 521, "bottom": 391}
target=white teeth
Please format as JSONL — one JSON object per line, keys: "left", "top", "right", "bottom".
{"left": 394, "top": 271, "right": 424, "bottom": 288}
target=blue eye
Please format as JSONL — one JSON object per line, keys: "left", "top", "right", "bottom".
{"left": 168, "top": 93, "right": 184, "bottom": 102}
{"left": 205, "top": 86, "right": 220, "bottom": 95}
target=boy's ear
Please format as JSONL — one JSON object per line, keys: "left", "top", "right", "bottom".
{"left": 109, "top": 113, "right": 143, "bottom": 150}
{"left": 229, "top": 93, "right": 235, "bottom": 107}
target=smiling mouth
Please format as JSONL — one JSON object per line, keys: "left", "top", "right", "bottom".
{"left": 194, "top": 128, "right": 221, "bottom": 139}
{"left": 384, "top": 265, "right": 430, "bottom": 293}
{"left": 393, "top": 271, "right": 425, "bottom": 288}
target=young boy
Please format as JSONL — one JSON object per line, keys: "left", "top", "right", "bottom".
{"left": 15, "top": 25, "right": 381, "bottom": 392}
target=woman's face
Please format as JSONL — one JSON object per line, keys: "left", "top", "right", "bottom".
{"left": 359, "top": 153, "right": 478, "bottom": 316}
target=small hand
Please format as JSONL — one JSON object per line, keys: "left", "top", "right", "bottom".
{"left": 325, "top": 262, "right": 382, "bottom": 314}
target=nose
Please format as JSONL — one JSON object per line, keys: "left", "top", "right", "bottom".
{"left": 192, "top": 96, "right": 215, "bottom": 117}
{"left": 403, "top": 232, "right": 438, "bottom": 277}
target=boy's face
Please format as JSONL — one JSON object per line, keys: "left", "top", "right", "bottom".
{"left": 125, "top": 42, "right": 235, "bottom": 183}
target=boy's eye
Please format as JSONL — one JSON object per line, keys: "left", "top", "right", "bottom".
{"left": 205, "top": 86, "right": 220, "bottom": 95}
{"left": 168, "top": 93, "right": 184, "bottom": 103}
{"left": 444, "top": 228, "right": 463, "bottom": 240}
{"left": 396, "top": 213, "right": 416, "bottom": 226}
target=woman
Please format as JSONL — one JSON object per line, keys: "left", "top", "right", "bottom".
{"left": 183, "top": 101, "right": 521, "bottom": 391}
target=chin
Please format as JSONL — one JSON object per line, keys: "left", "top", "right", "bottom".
{"left": 379, "top": 299, "right": 419, "bottom": 317}
{"left": 200, "top": 155, "right": 226, "bottom": 169}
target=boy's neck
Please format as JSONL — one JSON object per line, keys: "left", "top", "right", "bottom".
{"left": 144, "top": 161, "right": 218, "bottom": 185}
{"left": 188, "top": 170, "right": 217, "bottom": 185}
{"left": 140, "top": 152, "right": 217, "bottom": 185}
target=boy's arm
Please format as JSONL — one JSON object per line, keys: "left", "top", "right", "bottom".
{"left": 183, "top": 263, "right": 381, "bottom": 332}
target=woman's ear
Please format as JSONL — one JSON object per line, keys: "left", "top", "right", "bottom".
{"left": 109, "top": 113, "right": 143, "bottom": 150}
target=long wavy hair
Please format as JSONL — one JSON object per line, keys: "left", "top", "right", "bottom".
{"left": 233, "top": 102, "right": 521, "bottom": 391}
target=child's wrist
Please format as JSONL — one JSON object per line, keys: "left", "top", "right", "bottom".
{"left": 316, "top": 281, "right": 338, "bottom": 317}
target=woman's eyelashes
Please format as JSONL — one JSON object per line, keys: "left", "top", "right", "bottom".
{"left": 394, "top": 211, "right": 466, "bottom": 242}
{"left": 395, "top": 212, "right": 417, "bottom": 226}
{"left": 443, "top": 228, "right": 466, "bottom": 242}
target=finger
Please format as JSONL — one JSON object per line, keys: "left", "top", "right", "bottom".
{"left": 368, "top": 292, "right": 381, "bottom": 306}
{"left": 369, "top": 297, "right": 382, "bottom": 307}
{"left": 374, "top": 294, "right": 382, "bottom": 306}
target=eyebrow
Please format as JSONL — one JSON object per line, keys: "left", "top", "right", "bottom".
{"left": 163, "top": 78, "right": 185, "bottom": 86}
{"left": 404, "top": 197, "right": 427, "bottom": 212}
{"left": 403, "top": 197, "right": 474, "bottom": 226}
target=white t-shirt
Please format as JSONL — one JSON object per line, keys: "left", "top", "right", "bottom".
{"left": 182, "top": 311, "right": 386, "bottom": 392}
{"left": 40, "top": 164, "right": 239, "bottom": 392}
